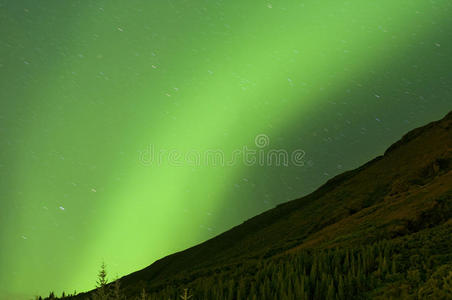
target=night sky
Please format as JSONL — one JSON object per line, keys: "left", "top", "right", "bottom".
{"left": 1, "top": 0, "right": 451, "bottom": 298}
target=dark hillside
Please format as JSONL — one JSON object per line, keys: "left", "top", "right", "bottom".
{"left": 59, "top": 111, "right": 452, "bottom": 299}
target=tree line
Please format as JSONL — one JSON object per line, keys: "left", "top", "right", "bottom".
{"left": 39, "top": 223, "right": 452, "bottom": 299}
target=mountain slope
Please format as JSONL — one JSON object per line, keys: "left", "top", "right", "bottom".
{"left": 69, "top": 111, "right": 452, "bottom": 299}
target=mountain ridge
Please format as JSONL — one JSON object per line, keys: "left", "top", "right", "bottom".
{"left": 65, "top": 110, "right": 452, "bottom": 299}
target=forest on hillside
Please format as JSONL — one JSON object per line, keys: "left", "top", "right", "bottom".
{"left": 40, "top": 218, "right": 452, "bottom": 300}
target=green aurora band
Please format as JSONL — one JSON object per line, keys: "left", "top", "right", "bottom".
{"left": 1, "top": 0, "right": 451, "bottom": 298}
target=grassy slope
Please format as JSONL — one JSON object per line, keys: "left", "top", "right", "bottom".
{"left": 70, "top": 111, "right": 451, "bottom": 299}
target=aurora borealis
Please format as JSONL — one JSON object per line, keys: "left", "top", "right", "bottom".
{"left": 1, "top": 0, "right": 452, "bottom": 298}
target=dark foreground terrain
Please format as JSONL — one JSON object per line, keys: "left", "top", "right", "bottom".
{"left": 44, "top": 111, "right": 452, "bottom": 300}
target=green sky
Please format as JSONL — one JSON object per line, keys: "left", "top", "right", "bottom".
{"left": 1, "top": 0, "right": 451, "bottom": 298}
